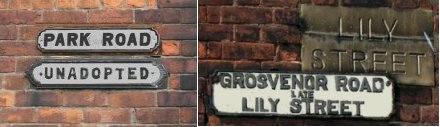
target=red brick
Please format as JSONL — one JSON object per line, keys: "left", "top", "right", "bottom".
{"left": 63, "top": 91, "right": 106, "bottom": 106}
{"left": 207, "top": 6, "right": 220, "bottom": 23}
{"left": 312, "top": 0, "right": 338, "bottom": 6}
{"left": 198, "top": 60, "right": 233, "bottom": 76}
{"left": 199, "top": 7, "right": 207, "bottom": 23}
{"left": 33, "top": 0, "right": 53, "bottom": 9}
{"left": 89, "top": 10, "right": 133, "bottom": 24}
{"left": 0, "top": 0, "right": 7, "bottom": 9}
{"left": 234, "top": 61, "right": 260, "bottom": 70}
{"left": 277, "top": 44, "right": 300, "bottom": 61}
{"left": 261, "top": 61, "right": 301, "bottom": 71}
{"left": 207, "top": 115, "right": 220, "bottom": 126}
{"left": 9, "top": 0, "right": 33, "bottom": 9}
{"left": 160, "top": 58, "right": 197, "bottom": 74}
{"left": 158, "top": 91, "right": 196, "bottom": 106}
{"left": 261, "top": 0, "right": 298, "bottom": 7}
{"left": 103, "top": 0, "right": 123, "bottom": 8}
{"left": 203, "top": 0, "right": 233, "bottom": 5}
{"left": 419, "top": 0, "right": 433, "bottom": 9}
{"left": 135, "top": 9, "right": 180, "bottom": 24}
{"left": 300, "top": 0, "right": 312, "bottom": 3}
{"left": 159, "top": 25, "right": 197, "bottom": 39}
{"left": 5, "top": 75, "right": 26, "bottom": 90}
{"left": 136, "top": 108, "right": 179, "bottom": 124}
{"left": 15, "top": 91, "right": 63, "bottom": 106}
{"left": 0, "top": 91, "right": 14, "bottom": 106}
{"left": 393, "top": 0, "right": 419, "bottom": 9}
{"left": 168, "top": 74, "right": 180, "bottom": 90}
{"left": 0, "top": 58, "right": 16, "bottom": 73}
{"left": 180, "top": 74, "right": 197, "bottom": 90}
{"left": 420, "top": 105, "right": 439, "bottom": 122}
{"left": 16, "top": 57, "right": 40, "bottom": 72}
{"left": 262, "top": 26, "right": 301, "bottom": 44}
{"left": 56, "top": 0, "right": 76, "bottom": 9}
{"left": 124, "top": 0, "right": 144, "bottom": 8}
{"left": 198, "top": 114, "right": 206, "bottom": 125}
{"left": 433, "top": 87, "right": 438, "bottom": 104}
{"left": 274, "top": 9, "right": 300, "bottom": 25}
{"left": 0, "top": 42, "right": 42, "bottom": 56}
{"left": 398, "top": 86, "right": 432, "bottom": 104}
{"left": 398, "top": 104, "right": 419, "bottom": 122}
{"left": 0, "top": 11, "right": 41, "bottom": 25}
{"left": 342, "top": 0, "right": 391, "bottom": 7}
{"left": 38, "top": 108, "right": 83, "bottom": 123}
{"left": 199, "top": 24, "right": 232, "bottom": 41}
{"left": 42, "top": 11, "right": 87, "bottom": 24}
{"left": 222, "top": 7, "right": 272, "bottom": 24}
{"left": 108, "top": 92, "right": 156, "bottom": 107}
{"left": 77, "top": 0, "right": 100, "bottom": 9}
{"left": 198, "top": 42, "right": 206, "bottom": 58}
{"left": 181, "top": 8, "right": 197, "bottom": 24}
{"left": 237, "top": 0, "right": 260, "bottom": 5}
{"left": 161, "top": 40, "right": 180, "bottom": 56}
{"left": 0, "top": 108, "right": 35, "bottom": 123}
{"left": 180, "top": 107, "right": 196, "bottom": 123}
{"left": 235, "top": 25, "right": 259, "bottom": 42}
{"left": 222, "top": 43, "right": 275, "bottom": 60}
{"left": 206, "top": 42, "right": 222, "bottom": 58}
{"left": 185, "top": 58, "right": 197, "bottom": 73}
{"left": 180, "top": 40, "right": 197, "bottom": 56}
{"left": 84, "top": 108, "right": 130, "bottom": 123}
{"left": 157, "top": 0, "right": 196, "bottom": 8}
{"left": 19, "top": 26, "right": 44, "bottom": 40}
{"left": 146, "top": 0, "right": 157, "bottom": 8}
{"left": 0, "top": 26, "right": 17, "bottom": 40}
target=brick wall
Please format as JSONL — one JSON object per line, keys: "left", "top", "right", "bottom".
{"left": 198, "top": 0, "right": 439, "bottom": 126}
{"left": 0, "top": 0, "right": 197, "bottom": 126}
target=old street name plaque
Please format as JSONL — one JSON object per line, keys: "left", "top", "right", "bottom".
{"left": 301, "top": 4, "right": 433, "bottom": 38}
{"left": 27, "top": 59, "right": 168, "bottom": 88}
{"left": 211, "top": 71, "right": 393, "bottom": 118}
{"left": 301, "top": 35, "right": 434, "bottom": 86}
{"left": 37, "top": 29, "right": 159, "bottom": 52}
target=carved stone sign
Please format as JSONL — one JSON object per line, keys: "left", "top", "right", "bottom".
{"left": 301, "top": 4, "right": 434, "bottom": 39}
{"left": 27, "top": 59, "right": 168, "bottom": 88}
{"left": 211, "top": 71, "right": 394, "bottom": 118}
{"left": 37, "top": 29, "right": 159, "bottom": 52}
{"left": 301, "top": 34, "right": 434, "bottom": 86}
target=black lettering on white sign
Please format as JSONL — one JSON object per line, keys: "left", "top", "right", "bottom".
{"left": 211, "top": 71, "right": 393, "bottom": 119}
{"left": 37, "top": 29, "right": 159, "bottom": 52}
{"left": 27, "top": 59, "right": 168, "bottom": 88}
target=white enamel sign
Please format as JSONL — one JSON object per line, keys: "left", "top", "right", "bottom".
{"left": 212, "top": 71, "right": 393, "bottom": 118}
{"left": 27, "top": 59, "right": 168, "bottom": 88}
{"left": 37, "top": 29, "right": 159, "bottom": 52}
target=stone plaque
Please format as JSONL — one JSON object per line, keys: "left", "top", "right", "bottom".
{"left": 211, "top": 71, "right": 394, "bottom": 118}
{"left": 301, "top": 34, "right": 434, "bottom": 86}
{"left": 27, "top": 59, "right": 168, "bottom": 88}
{"left": 37, "top": 29, "right": 159, "bottom": 52}
{"left": 301, "top": 4, "right": 434, "bottom": 38}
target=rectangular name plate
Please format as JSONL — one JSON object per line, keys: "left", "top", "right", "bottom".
{"left": 301, "top": 34, "right": 434, "bottom": 86}
{"left": 301, "top": 4, "right": 434, "bottom": 38}
{"left": 27, "top": 59, "right": 168, "bottom": 88}
{"left": 211, "top": 71, "right": 393, "bottom": 118}
{"left": 37, "top": 29, "right": 159, "bottom": 52}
